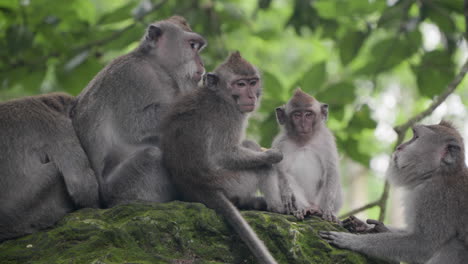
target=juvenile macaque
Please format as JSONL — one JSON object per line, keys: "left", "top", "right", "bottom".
{"left": 269, "top": 89, "right": 342, "bottom": 222}
{"left": 0, "top": 93, "right": 99, "bottom": 242}
{"left": 162, "top": 52, "right": 281, "bottom": 264}
{"left": 72, "top": 16, "right": 206, "bottom": 207}
{"left": 321, "top": 121, "right": 468, "bottom": 263}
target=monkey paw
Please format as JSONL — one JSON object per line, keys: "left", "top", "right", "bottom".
{"left": 319, "top": 231, "right": 359, "bottom": 250}
{"left": 293, "top": 205, "right": 323, "bottom": 220}
{"left": 343, "top": 216, "right": 389, "bottom": 233}
{"left": 264, "top": 149, "right": 283, "bottom": 164}
{"left": 322, "top": 210, "right": 340, "bottom": 224}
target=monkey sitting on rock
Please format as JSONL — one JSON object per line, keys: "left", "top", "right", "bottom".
{"left": 0, "top": 93, "right": 99, "bottom": 242}
{"left": 266, "top": 89, "right": 343, "bottom": 222}
{"left": 321, "top": 121, "right": 468, "bottom": 263}
{"left": 162, "top": 51, "right": 282, "bottom": 264}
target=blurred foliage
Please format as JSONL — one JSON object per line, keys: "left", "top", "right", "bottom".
{"left": 0, "top": 0, "right": 467, "bottom": 173}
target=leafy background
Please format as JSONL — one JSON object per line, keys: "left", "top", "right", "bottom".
{"left": 1, "top": 0, "right": 467, "bottom": 225}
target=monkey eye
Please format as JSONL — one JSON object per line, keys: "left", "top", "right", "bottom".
{"left": 305, "top": 111, "right": 314, "bottom": 118}
{"left": 292, "top": 112, "right": 302, "bottom": 119}
{"left": 189, "top": 41, "right": 200, "bottom": 50}
{"left": 249, "top": 80, "right": 257, "bottom": 86}
{"left": 236, "top": 81, "right": 247, "bottom": 87}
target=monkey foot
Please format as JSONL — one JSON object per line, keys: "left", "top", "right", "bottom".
{"left": 293, "top": 204, "right": 323, "bottom": 220}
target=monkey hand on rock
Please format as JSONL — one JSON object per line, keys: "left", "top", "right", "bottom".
{"left": 343, "top": 215, "right": 389, "bottom": 233}
{"left": 322, "top": 209, "right": 340, "bottom": 224}
{"left": 293, "top": 203, "right": 323, "bottom": 220}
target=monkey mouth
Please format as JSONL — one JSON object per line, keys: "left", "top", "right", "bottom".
{"left": 193, "top": 71, "right": 204, "bottom": 82}
{"left": 239, "top": 104, "right": 256, "bottom": 112}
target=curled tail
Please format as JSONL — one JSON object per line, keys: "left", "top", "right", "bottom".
{"left": 211, "top": 191, "right": 278, "bottom": 264}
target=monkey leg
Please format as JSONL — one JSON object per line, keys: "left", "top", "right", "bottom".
{"left": 102, "top": 146, "right": 176, "bottom": 207}
{"left": 1, "top": 162, "right": 73, "bottom": 241}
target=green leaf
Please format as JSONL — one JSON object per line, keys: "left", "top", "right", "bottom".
{"left": 338, "top": 30, "right": 368, "bottom": 66}
{"left": 262, "top": 71, "right": 284, "bottom": 100}
{"left": 412, "top": 50, "right": 456, "bottom": 98}
{"left": 295, "top": 62, "right": 327, "bottom": 94}
{"left": 358, "top": 30, "right": 422, "bottom": 75}
{"left": 315, "top": 81, "right": 355, "bottom": 105}
{"left": 336, "top": 136, "right": 371, "bottom": 166}
{"left": 259, "top": 112, "right": 280, "bottom": 148}
{"left": 347, "top": 104, "right": 377, "bottom": 134}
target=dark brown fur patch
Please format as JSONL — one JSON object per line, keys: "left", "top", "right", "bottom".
{"left": 287, "top": 88, "right": 317, "bottom": 110}
{"left": 215, "top": 51, "right": 257, "bottom": 76}
{"left": 167, "top": 15, "right": 193, "bottom": 32}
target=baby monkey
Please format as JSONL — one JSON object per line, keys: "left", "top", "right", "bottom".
{"left": 162, "top": 52, "right": 282, "bottom": 264}
{"left": 268, "top": 89, "right": 343, "bottom": 222}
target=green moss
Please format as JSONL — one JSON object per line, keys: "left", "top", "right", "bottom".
{"left": 0, "top": 202, "right": 390, "bottom": 264}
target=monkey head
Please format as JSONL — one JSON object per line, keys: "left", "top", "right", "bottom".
{"left": 275, "top": 89, "right": 328, "bottom": 144}
{"left": 387, "top": 120, "right": 465, "bottom": 187}
{"left": 204, "top": 51, "right": 262, "bottom": 113}
{"left": 140, "top": 16, "right": 207, "bottom": 84}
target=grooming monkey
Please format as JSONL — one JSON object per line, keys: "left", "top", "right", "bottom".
{"left": 269, "top": 89, "right": 342, "bottom": 222}
{"left": 321, "top": 121, "right": 468, "bottom": 263}
{"left": 0, "top": 93, "right": 99, "bottom": 242}
{"left": 162, "top": 52, "right": 282, "bottom": 264}
{"left": 72, "top": 16, "right": 206, "bottom": 207}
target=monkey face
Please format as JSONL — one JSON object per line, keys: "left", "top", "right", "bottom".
{"left": 387, "top": 122, "right": 464, "bottom": 187}
{"left": 290, "top": 109, "right": 316, "bottom": 135}
{"left": 149, "top": 21, "right": 206, "bottom": 84}
{"left": 230, "top": 77, "right": 261, "bottom": 113}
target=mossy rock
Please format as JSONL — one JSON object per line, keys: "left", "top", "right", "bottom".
{"left": 0, "top": 201, "right": 390, "bottom": 264}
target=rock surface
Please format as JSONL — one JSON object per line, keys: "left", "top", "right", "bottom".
{"left": 0, "top": 201, "right": 390, "bottom": 264}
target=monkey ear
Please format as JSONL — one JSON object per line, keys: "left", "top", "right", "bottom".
{"left": 204, "top": 73, "right": 219, "bottom": 90}
{"left": 147, "top": 25, "right": 163, "bottom": 41}
{"left": 321, "top": 103, "right": 329, "bottom": 121}
{"left": 442, "top": 143, "right": 461, "bottom": 165}
{"left": 275, "top": 106, "right": 286, "bottom": 125}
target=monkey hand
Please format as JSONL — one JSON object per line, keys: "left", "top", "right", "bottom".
{"left": 366, "top": 219, "right": 390, "bottom": 233}
{"left": 322, "top": 210, "right": 340, "bottom": 224}
{"left": 263, "top": 149, "right": 283, "bottom": 164}
{"left": 343, "top": 215, "right": 369, "bottom": 233}
{"left": 343, "top": 216, "right": 389, "bottom": 233}
{"left": 319, "top": 231, "right": 360, "bottom": 250}
{"left": 281, "top": 192, "right": 297, "bottom": 215}
{"left": 293, "top": 203, "right": 323, "bottom": 220}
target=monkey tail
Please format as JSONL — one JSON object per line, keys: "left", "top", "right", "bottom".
{"left": 212, "top": 191, "right": 278, "bottom": 264}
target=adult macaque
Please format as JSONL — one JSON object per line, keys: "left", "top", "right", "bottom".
{"left": 0, "top": 93, "right": 99, "bottom": 242}
{"left": 72, "top": 16, "right": 206, "bottom": 207}
{"left": 269, "top": 89, "right": 342, "bottom": 222}
{"left": 321, "top": 121, "right": 468, "bottom": 263}
{"left": 162, "top": 52, "right": 282, "bottom": 264}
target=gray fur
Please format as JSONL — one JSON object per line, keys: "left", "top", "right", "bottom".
{"left": 320, "top": 121, "right": 468, "bottom": 263}
{"left": 0, "top": 93, "right": 99, "bottom": 242}
{"left": 72, "top": 16, "right": 206, "bottom": 207}
{"left": 270, "top": 91, "right": 342, "bottom": 222}
{"left": 161, "top": 52, "right": 281, "bottom": 264}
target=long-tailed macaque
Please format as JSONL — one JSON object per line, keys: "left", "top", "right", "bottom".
{"left": 72, "top": 16, "right": 206, "bottom": 207}
{"left": 269, "top": 89, "right": 342, "bottom": 222}
{"left": 320, "top": 121, "right": 468, "bottom": 263}
{"left": 0, "top": 93, "right": 99, "bottom": 242}
{"left": 162, "top": 52, "right": 282, "bottom": 264}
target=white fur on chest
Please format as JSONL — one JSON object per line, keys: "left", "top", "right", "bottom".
{"left": 278, "top": 141, "right": 325, "bottom": 204}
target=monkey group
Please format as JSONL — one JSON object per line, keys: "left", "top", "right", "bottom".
{"left": 1, "top": 15, "right": 467, "bottom": 264}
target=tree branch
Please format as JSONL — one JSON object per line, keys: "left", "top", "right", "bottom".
{"left": 341, "top": 58, "right": 468, "bottom": 221}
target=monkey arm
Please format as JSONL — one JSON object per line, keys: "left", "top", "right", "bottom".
{"left": 318, "top": 159, "right": 342, "bottom": 220}
{"left": 218, "top": 146, "right": 282, "bottom": 170}
{"left": 320, "top": 231, "right": 437, "bottom": 263}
